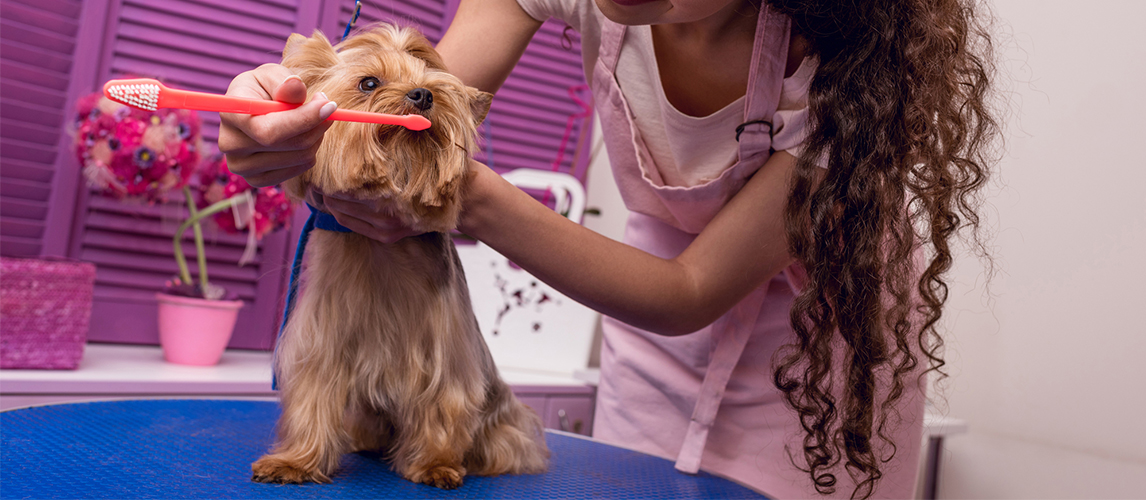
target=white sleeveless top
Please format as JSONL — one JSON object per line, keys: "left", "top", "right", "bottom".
{"left": 516, "top": 0, "right": 821, "bottom": 187}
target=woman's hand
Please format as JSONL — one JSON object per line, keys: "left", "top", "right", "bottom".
{"left": 314, "top": 159, "right": 489, "bottom": 244}
{"left": 217, "top": 64, "right": 338, "bottom": 187}
{"left": 315, "top": 191, "right": 425, "bottom": 244}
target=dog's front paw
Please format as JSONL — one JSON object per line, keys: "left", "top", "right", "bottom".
{"left": 251, "top": 455, "right": 331, "bottom": 484}
{"left": 409, "top": 464, "right": 466, "bottom": 489}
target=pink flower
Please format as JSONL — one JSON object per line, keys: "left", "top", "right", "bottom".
{"left": 73, "top": 91, "right": 203, "bottom": 202}
{"left": 195, "top": 156, "right": 294, "bottom": 239}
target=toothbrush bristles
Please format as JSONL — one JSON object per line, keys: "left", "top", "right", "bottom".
{"left": 108, "top": 83, "right": 160, "bottom": 111}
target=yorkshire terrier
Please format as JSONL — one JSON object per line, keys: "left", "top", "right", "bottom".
{"left": 250, "top": 25, "right": 549, "bottom": 488}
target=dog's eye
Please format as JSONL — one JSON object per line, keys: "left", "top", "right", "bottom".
{"left": 358, "top": 77, "right": 381, "bottom": 92}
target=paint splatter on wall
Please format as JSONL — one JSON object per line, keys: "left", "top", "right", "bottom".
{"left": 491, "top": 263, "right": 558, "bottom": 336}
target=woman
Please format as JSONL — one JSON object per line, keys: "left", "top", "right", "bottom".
{"left": 220, "top": 0, "right": 997, "bottom": 497}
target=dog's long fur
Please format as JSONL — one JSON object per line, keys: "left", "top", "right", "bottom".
{"left": 251, "top": 25, "right": 549, "bottom": 489}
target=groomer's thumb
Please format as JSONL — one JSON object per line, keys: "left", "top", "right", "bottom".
{"left": 270, "top": 90, "right": 337, "bottom": 137}
{"left": 273, "top": 74, "right": 308, "bottom": 104}
{"left": 274, "top": 75, "right": 337, "bottom": 120}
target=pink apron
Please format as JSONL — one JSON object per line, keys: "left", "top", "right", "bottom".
{"left": 589, "top": 4, "right": 924, "bottom": 498}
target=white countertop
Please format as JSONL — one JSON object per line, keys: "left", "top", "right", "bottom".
{"left": 0, "top": 343, "right": 592, "bottom": 395}
{"left": 2, "top": 344, "right": 962, "bottom": 438}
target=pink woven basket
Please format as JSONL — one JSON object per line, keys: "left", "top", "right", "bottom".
{"left": 0, "top": 257, "right": 96, "bottom": 370}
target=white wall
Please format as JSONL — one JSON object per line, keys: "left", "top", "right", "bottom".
{"left": 937, "top": 0, "right": 1146, "bottom": 497}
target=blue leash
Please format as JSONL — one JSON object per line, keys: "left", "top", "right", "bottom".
{"left": 273, "top": 204, "right": 353, "bottom": 389}
{"left": 276, "top": 0, "right": 363, "bottom": 389}
{"left": 341, "top": 0, "right": 363, "bottom": 41}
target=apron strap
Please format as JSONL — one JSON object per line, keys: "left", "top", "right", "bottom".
{"left": 674, "top": 286, "right": 770, "bottom": 473}
{"left": 736, "top": 5, "right": 791, "bottom": 157}
{"left": 598, "top": 14, "right": 626, "bottom": 73}
{"left": 675, "top": 3, "right": 792, "bottom": 474}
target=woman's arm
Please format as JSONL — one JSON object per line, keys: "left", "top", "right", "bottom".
{"left": 332, "top": 151, "right": 801, "bottom": 336}
{"left": 457, "top": 153, "right": 799, "bottom": 336}
{"left": 435, "top": 0, "right": 543, "bottom": 92}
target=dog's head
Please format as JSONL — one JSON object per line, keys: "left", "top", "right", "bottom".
{"left": 281, "top": 24, "right": 492, "bottom": 231}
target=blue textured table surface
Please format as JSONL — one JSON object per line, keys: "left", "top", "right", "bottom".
{"left": 1, "top": 399, "right": 768, "bottom": 499}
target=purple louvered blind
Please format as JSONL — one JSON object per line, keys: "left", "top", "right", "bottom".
{"left": 482, "top": 19, "right": 592, "bottom": 186}
{"left": 65, "top": 0, "right": 325, "bottom": 349}
{"left": 109, "top": 0, "right": 315, "bottom": 144}
{"left": 341, "top": 0, "right": 448, "bottom": 43}
{"left": 0, "top": 0, "right": 84, "bottom": 257}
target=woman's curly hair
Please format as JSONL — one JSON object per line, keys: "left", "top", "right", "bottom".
{"left": 763, "top": 0, "right": 1000, "bottom": 497}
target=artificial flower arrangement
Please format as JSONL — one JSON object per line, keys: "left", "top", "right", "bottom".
{"left": 73, "top": 90, "right": 294, "bottom": 300}
{"left": 194, "top": 154, "right": 294, "bottom": 268}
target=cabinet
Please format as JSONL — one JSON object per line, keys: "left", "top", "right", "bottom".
{"left": 514, "top": 386, "right": 595, "bottom": 436}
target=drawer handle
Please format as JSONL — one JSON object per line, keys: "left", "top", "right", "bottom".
{"left": 558, "top": 409, "right": 570, "bottom": 432}
{"left": 557, "top": 409, "right": 584, "bottom": 434}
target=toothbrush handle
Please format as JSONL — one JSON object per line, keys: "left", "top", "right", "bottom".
{"left": 328, "top": 109, "right": 432, "bottom": 130}
{"left": 161, "top": 87, "right": 299, "bottom": 115}
{"left": 162, "top": 87, "right": 431, "bottom": 130}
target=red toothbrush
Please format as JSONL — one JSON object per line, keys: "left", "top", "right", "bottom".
{"left": 102, "top": 78, "right": 432, "bottom": 131}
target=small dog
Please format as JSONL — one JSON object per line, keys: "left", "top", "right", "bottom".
{"left": 251, "top": 25, "right": 549, "bottom": 489}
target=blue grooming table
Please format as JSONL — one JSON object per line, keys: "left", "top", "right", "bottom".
{"left": 1, "top": 399, "right": 768, "bottom": 499}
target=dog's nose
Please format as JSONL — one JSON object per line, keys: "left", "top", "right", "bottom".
{"left": 406, "top": 88, "right": 433, "bottom": 111}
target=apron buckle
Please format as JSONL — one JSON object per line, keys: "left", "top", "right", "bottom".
{"left": 735, "top": 119, "right": 773, "bottom": 142}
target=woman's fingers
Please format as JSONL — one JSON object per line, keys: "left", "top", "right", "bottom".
{"left": 223, "top": 133, "right": 329, "bottom": 187}
{"left": 242, "top": 96, "right": 336, "bottom": 149}
{"left": 220, "top": 114, "right": 333, "bottom": 156}
{"left": 323, "top": 196, "right": 422, "bottom": 244}
{"left": 226, "top": 64, "right": 291, "bottom": 100}
{"left": 219, "top": 96, "right": 335, "bottom": 156}
{"left": 240, "top": 163, "right": 315, "bottom": 189}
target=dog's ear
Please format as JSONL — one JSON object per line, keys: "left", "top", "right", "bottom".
{"left": 282, "top": 31, "right": 339, "bottom": 74}
{"left": 468, "top": 88, "right": 493, "bottom": 127}
{"left": 399, "top": 29, "right": 448, "bottom": 71}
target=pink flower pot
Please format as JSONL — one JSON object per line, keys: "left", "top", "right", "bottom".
{"left": 155, "top": 293, "right": 243, "bottom": 366}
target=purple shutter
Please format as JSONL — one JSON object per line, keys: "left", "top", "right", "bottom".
{"left": 0, "top": 0, "right": 86, "bottom": 257}
{"left": 482, "top": 19, "right": 592, "bottom": 188}
{"left": 337, "top": 0, "right": 448, "bottom": 43}
{"left": 64, "top": 0, "right": 325, "bottom": 350}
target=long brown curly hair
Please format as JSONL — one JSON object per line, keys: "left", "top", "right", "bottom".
{"left": 762, "top": 0, "right": 999, "bottom": 497}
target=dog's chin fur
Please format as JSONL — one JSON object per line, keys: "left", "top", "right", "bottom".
{"left": 251, "top": 25, "right": 548, "bottom": 489}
